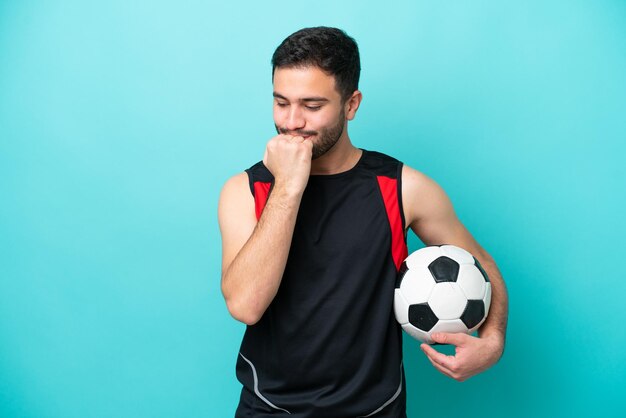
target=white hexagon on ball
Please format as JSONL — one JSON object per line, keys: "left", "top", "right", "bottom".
{"left": 430, "top": 319, "right": 470, "bottom": 336}
{"left": 399, "top": 268, "right": 435, "bottom": 304}
{"left": 457, "top": 264, "right": 487, "bottom": 300}
{"left": 428, "top": 282, "right": 467, "bottom": 320}
{"left": 404, "top": 246, "right": 442, "bottom": 268}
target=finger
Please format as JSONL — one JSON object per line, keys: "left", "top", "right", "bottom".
{"left": 424, "top": 351, "right": 455, "bottom": 378}
{"left": 431, "top": 332, "right": 468, "bottom": 347}
{"left": 421, "top": 343, "right": 456, "bottom": 370}
{"left": 422, "top": 347, "right": 458, "bottom": 377}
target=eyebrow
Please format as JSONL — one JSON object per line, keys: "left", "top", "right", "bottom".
{"left": 273, "top": 92, "right": 329, "bottom": 103}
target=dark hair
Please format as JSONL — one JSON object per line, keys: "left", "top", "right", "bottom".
{"left": 271, "top": 27, "right": 361, "bottom": 102}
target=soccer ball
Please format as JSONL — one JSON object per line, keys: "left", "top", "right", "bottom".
{"left": 394, "top": 245, "right": 491, "bottom": 344}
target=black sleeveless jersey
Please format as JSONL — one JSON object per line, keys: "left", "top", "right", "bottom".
{"left": 235, "top": 150, "right": 408, "bottom": 418}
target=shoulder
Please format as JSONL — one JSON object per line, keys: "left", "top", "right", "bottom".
{"left": 219, "top": 172, "right": 252, "bottom": 212}
{"left": 218, "top": 161, "right": 266, "bottom": 218}
{"left": 221, "top": 171, "right": 249, "bottom": 195}
{"left": 359, "top": 149, "right": 402, "bottom": 178}
{"left": 401, "top": 164, "right": 455, "bottom": 227}
{"left": 401, "top": 164, "right": 439, "bottom": 192}
{"left": 218, "top": 171, "right": 256, "bottom": 233}
{"left": 362, "top": 149, "right": 400, "bottom": 163}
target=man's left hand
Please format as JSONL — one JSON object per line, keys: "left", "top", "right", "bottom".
{"left": 420, "top": 332, "right": 504, "bottom": 382}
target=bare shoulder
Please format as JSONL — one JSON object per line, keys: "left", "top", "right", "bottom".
{"left": 219, "top": 172, "right": 251, "bottom": 202}
{"left": 218, "top": 171, "right": 256, "bottom": 271}
{"left": 218, "top": 172, "right": 255, "bottom": 228}
{"left": 401, "top": 164, "right": 456, "bottom": 231}
{"left": 401, "top": 164, "right": 440, "bottom": 194}
{"left": 217, "top": 172, "right": 256, "bottom": 234}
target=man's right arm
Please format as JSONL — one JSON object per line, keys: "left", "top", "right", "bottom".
{"left": 218, "top": 135, "right": 312, "bottom": 325}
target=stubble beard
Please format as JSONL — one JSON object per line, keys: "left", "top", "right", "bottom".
{"left": 276, "top": 109, "right": 346, "bottom": 160}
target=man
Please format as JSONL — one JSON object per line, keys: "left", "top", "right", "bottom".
{"left": 219, "top": 27, "right": 508, "bottom": 417}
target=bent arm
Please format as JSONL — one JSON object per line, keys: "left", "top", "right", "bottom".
{"left": 402, "top": 165, "right": 509, "bottom": 349}
{"left": 218, "top": 172, "right": 303, "bottom": 325}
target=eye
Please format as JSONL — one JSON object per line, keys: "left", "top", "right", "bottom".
{"left": 306, "top": 105, "right": 322, "bottom": 111}
{"left": 275, "top": 102, "right": 288, "bottom": 107}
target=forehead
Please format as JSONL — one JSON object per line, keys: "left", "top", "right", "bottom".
{"left": 273, "top": 66, "right": 340, "bottom": 101}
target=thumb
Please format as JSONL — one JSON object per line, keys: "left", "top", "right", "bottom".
{"left": 431, "top": 332, "right": 468, "bottom": 346}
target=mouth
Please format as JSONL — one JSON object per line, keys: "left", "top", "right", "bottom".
{"left": 282, "top": 130, "right": 316, "bottom": 140}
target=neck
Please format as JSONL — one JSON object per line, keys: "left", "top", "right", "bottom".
{"left": 310, "top": 133, "right": 362, "bottom": 175}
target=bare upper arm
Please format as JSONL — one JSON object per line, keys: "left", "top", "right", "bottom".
{"left": 401, "top": 165, "right": 489, "bottom": 260}
{"left": 218, "top": 172, "right": 257, "bottom": 276}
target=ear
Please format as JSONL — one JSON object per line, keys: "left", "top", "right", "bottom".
{"left": 345, "top": 90, "right": 363, "bottom": 121}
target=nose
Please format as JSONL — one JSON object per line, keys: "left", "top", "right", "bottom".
{"left": 284, "top": 107, "right": 305, "bottom": 132}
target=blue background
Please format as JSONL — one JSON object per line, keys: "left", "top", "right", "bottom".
{"left": 1, "top": 1, "right": 625, "bottom": 417}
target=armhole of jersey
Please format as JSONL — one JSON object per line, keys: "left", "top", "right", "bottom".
{"left": 245, "top": 167, "right": 273, "bottom": 221}
{"left": 376, "top": 166, "right": 409, "bottom": 272}
{"left": 396, "top": 162, "right": 407, "bottom": 232}
{"left": 245, "top": 169, "right": 256, "bottom": 196}
{"left": 252, "top": 182, "right": 272, "bottom": 221}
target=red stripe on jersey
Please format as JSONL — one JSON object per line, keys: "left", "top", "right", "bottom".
{"left": 253, "top": 181, "right": 272, "bottom": 221}
{"left": 376, "top": 176, "right": 408, "bottom": 272}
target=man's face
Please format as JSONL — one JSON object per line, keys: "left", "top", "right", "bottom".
{"left": 273, "top": 66, "right": 347, "bottom": 160}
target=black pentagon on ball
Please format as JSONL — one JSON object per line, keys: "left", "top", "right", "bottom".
{"left": 473, "top": 257, "right": 490, "bottom": 282}
{"left": 408, "top": 303, "right": 439, "bottom": 332}
{"left": 428, "top": 256, "right": 460, "bottom": 283}
{"left": 460, "top": 300, "right": 485, "bottom": 329}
